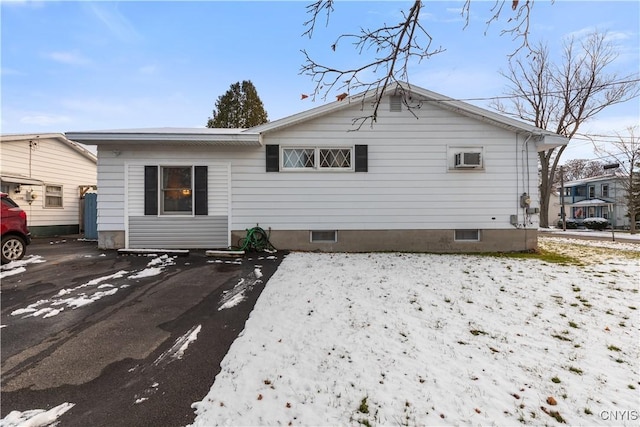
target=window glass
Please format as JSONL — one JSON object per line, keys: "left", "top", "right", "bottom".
{"left": 319, "top": 149, "right": 351, "bottom": 168}
{"left": 602, "top": 184, "right": 609, "bottom": 198}
{"left": 283, "top": 148, "right": 315, "bottom": 169}
{"left": 454, "top": 229, "right": 480, "bottom": 241}
{"left": 161, "top": 166, "right": 192, "bottom": 214}
{"left": 45, "top": 185, "right": 63, "bottom": 207}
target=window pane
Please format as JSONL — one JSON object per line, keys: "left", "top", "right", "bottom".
{"left": 283, "top": 149, "right": 315, "bottom": 168}
{"left": 319, "top": 149, "right": 351, "bottom": 168}
{"left": 45, "top": 185, "right": 63, "bottom": 207}
{"left": 162, "top": 167, "right": 192, "bottom": 213}
{"left": 454, "top": 229, "right": 480, "bottom": 241}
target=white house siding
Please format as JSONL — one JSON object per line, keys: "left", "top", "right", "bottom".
{"left": 0, "top": 136, "right": 96, "bottom": 235}
{"left": 91, "top": 95, "right": 543, "bottom": 252}
{"left": 230, "top": 97, "right": 540, "bottom": 235}
{"left": 96, "top": 148, "right": 231, "bottom": 248}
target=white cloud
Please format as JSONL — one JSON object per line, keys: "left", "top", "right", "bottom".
{"left": 84, "top": 2, "right": 141, "bottom": 43}
{"left": 0, "top": 67, "right": 23, "bottom": 76}
{"left": 138, "top": 65, "right": 157, "bottom": 75}
{"left": 44, "top": 51, "right": 90, "bottom": 66}
{"left": 19, "top": 114, "right": 71, "bottom": 126}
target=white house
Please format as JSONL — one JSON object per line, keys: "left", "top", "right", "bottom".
{"left": 66, "top": 82, "right": 567, "bottom": 252}
{"left": 0, "top": 133, "right": 97, "bottom": 237}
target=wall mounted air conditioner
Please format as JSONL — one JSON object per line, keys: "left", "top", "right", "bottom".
{"left": 454, "top": 152, "right": 482, "bottom": 168}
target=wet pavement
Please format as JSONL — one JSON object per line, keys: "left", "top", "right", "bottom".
{"left": 1, "top": 236, "right": 285, "bottom": 426}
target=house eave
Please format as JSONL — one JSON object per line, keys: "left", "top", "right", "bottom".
{"left": 249, "top": 82, "right": 570, "bottom": 149}
{"left": 1, "top": 132, "right": 97, "bottom": 163}
{"left": 1, "top": 174, "right": 45, "bottom": 186}
{"left": 65, "top": 128, "right": 261, "bottom": 147}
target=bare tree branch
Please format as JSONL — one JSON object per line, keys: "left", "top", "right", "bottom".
{"left": 302, "top": 0, "right": 334, "bottom": 39}
{"left": 301, "top": 0, "right": 543, "bottom": 128}
{"left": 301, "top": 1, "right": 444, "bottom": 126}
{"left": 494, "top": 31, "right": 640, "bottom": 227}
{"left": 594, "top": 126, "right": 640, "bottom": 233}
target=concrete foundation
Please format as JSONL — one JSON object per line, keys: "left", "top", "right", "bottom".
{"left": 232, "top": 228, "right": 538, "bottom": 253}
{"left": 98, "top": 231, "right": 126, "bottom": 249}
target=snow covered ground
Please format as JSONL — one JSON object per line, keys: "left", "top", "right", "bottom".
{"left": 2, "top": 236, "right": 638, "bottom": 426}
{"left": 190, "top": 236, "right": 639, "bottom": 426}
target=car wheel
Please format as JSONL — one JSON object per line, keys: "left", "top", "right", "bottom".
{"left": 1, "top": 235, "right": 26, "bottom": 264}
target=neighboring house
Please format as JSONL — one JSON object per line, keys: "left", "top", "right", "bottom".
{"left": 66, "top": 82, "right": 567, "bottom": 253}
{"left": 559, "top": 173, "right": 629, "bottom": 229}
{"left": 0, "top": 133, "right": 97, "bottom": 237}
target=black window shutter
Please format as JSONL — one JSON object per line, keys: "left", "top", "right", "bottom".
{"left": 354, "top": 145, "right": 368, "bottom": 172}
{"left": 266, "top": 145, "right": 279, "bottom": 172}
{"left": 144, "top": 166, "right": 158, "bottom": 215}
{"left": 194, "top": 166, "right": 208, "bottom": 216}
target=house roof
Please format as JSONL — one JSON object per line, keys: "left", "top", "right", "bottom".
{"left": 65, "top": 127, "right": 261, "bottom": 146}
{"left": 0, "top": 133, "right": 97, "bottom": 163}
{"left": 571, "top": 198, "right": 615, "bottom": 206}
{"left": 0, "top": 173, "right": 44, "bottom": 186}
{"left": 564, "top": 173, "right": 623, "bottom": 186}
{"left": 64, "top": 82, "right": 569, "bottom": 151}
{"left": 248, "top": 82, "right": 569, "bottom": 151}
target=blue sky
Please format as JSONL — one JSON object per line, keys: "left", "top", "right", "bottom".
{"left": 1, "top": 0, "right": 638, "bottom": 160}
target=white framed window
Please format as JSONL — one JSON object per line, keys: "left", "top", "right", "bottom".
{"left": 161, "top": 166, "right": 193, "bottom": 215}
{"left": 310, "top": 230, "right": 338, "bottom": 243}
{"left": 448, "top": 146, "right": 484, "bottom": 170}
{"left": 602, "top": 184, "right": 609, "bottom": 198}
{"left": 282, "top": 147, "right": 352, "bottom": 171}
{"left": 45, "top": 185, "right": 63, "bottom": 208}
{"left": 588, "top": 186, "right": 595, "bottom": 198}
{"left": 454, "top": 229, "right": 480, "bottom": 241}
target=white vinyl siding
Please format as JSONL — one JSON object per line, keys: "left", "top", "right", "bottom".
{"left": 94, "top": 94, "right": 543, "bottom": 245}
{"left": 0, "top": 136, "right": 96, "bottom": 228}
{"left": 230, "top": 96, "right": 538, "bottom": 231}
{"left": 109, "top": 160, "right": 231, "bottom": 248}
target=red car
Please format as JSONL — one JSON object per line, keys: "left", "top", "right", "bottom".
{"left": 1, "top": 192, "right": 31, "bottom": 263}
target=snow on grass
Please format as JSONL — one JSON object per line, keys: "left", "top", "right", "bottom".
{"left": 191, "top": 237, "right": 639, "bottom": 426}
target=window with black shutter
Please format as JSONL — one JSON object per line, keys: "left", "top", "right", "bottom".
{"left": 144, "top": 165, "right": 208, "bottom": 216}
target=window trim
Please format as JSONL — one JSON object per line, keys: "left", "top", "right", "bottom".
{"left": 454, "top": 229, "right": 480, "bottom": 242}
{"left": 44, "top": 184, "right": 63, "bottom": 208}
{"left": 144, "top": 165, "right": 208, "bottom": 217}
{"left": 310, "top": 230, "right": 338, "bottom": 243}
{"left": 160, "top": 165, "right": 194, "bottom": 216}
{"left": 447, "top": 146, "right": 485, "bottom": 171}
{"left": 281, "top": 146, "right": 354, "bottom": 172}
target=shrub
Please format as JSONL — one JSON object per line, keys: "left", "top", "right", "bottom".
{"left": 557, "top": 219, "right": 579, "bottom": 229}
{"left": 583, "top": 217, "right": 609, "bottom": 230}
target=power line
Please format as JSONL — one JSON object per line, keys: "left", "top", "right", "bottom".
{"left": 429, "top": 77, "right": 640, "bottom": 104}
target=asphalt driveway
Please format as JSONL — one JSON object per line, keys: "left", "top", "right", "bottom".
{"left": 0, "top": 236, "right": 284, "bottom": 426}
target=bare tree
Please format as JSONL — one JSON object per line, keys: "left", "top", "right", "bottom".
{"left": 558, "top": 159, "right": 604, "bottom": 183}
{"left": 300, "top": 0, "right": 538, "bottom": 126}
{"left": 493, "top": 31, "right": 639, "bottom": 227}
{"left": 594, "top": 126, "right": 640, "bottom": 234}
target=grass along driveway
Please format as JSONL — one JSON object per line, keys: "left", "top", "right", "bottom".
{"left": 190, "top": 236, "right": 639, "bottom": 426}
